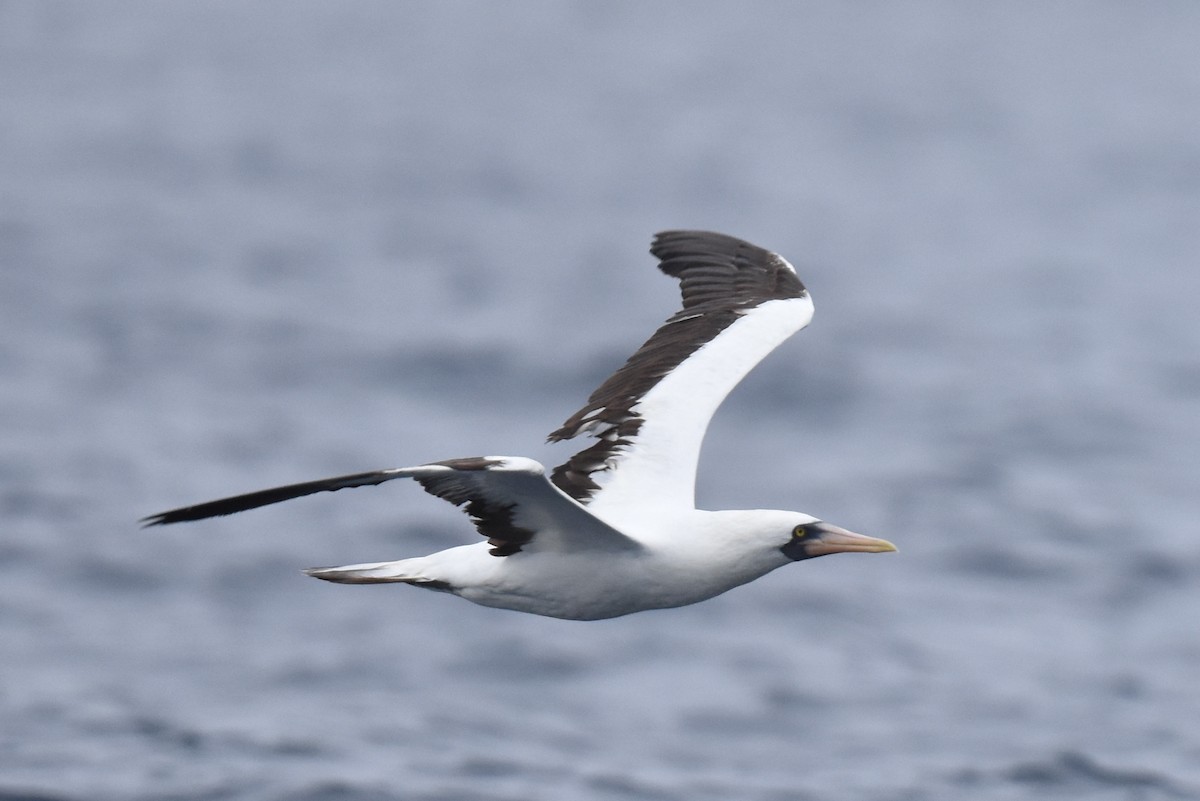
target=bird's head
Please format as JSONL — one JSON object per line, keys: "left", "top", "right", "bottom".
{"left": 778, "top": 515, "right": 897, "bottom": 561}
{"left": 672, "top": 510, "right": 896, "bottom": 603}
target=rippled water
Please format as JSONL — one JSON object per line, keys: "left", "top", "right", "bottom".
{"left": 3, "top": 3, "right": 1199, "bottom": 799}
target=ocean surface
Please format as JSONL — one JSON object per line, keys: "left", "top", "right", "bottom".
{"left": 3, "top": 3, "right": 1199, "bottom": 799}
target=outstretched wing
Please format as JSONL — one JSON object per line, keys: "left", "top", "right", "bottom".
{"left": 549, "top": 231, "right": 813, "bottom": 517}
{"left": 142, "top": 456, "right": 641, "bottom": 556}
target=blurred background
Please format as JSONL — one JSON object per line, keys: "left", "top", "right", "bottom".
{"left": 2, "top": 2, "right": 1198, "bottom": 799}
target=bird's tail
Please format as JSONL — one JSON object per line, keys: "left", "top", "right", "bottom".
{"left": 303, "top": 559, "right": 448, "bottom": 589}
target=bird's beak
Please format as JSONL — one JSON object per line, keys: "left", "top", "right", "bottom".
{"left": 805, "top": 523, "right": 897, "bottom": 556}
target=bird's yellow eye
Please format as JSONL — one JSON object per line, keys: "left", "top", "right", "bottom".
{"left": 793, "top": 525, "right": 808, "bottom": 538}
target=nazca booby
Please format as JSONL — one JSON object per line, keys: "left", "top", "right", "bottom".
{"left": 143, "top": 231, "right": 895, "bottom": 620}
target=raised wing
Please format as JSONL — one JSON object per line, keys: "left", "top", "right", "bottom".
{"left": 142, "top": 456, "right": 642, "bottom": 556}
{"left": 549, "top": 231, "right": 813, "bottom": 518}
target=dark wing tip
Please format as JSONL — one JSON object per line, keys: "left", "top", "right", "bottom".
{"left": 140, "top": 497, "right": 267, "bottom": 526}
{"left": 650, "top": 229, "right": 763, "bottom": 261}
{"left": 649, "top": 229, "right": 785, "bottom": 268}
{"left": 649, "top": 230, "right": 806, "bottom": 308}
{"left": 140, "top": 469, "right": 406, "bottom": 527}
{"left": 140, "top": 511, "right": 182, "bottom": 528}
{"left": 139, "top": 488, "right": 306, "bottom": 527}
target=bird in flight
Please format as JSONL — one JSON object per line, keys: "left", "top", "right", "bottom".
{"left": 143, "top": 231, "right": 895, "bottom": 619}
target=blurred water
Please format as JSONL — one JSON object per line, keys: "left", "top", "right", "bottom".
{"left": 3, "top": 2, "right": 1200, "bottom": 799}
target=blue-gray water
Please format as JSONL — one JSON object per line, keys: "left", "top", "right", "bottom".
{"left": 3, "top": 3, "right": 1199, "bottom": 799}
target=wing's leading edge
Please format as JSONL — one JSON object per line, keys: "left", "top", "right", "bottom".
{"left": 549, "top": 231, "right": 812, "bottom": 516}
{"left": 143, "top": 456, "right": 642, "bottom": 556}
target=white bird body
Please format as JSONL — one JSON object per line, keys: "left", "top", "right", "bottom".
{"left": 318, "top": 501, "right": 805, "bottom": 620}
{"left": 144, "top": 231, "right": 895, "bottom": 619}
